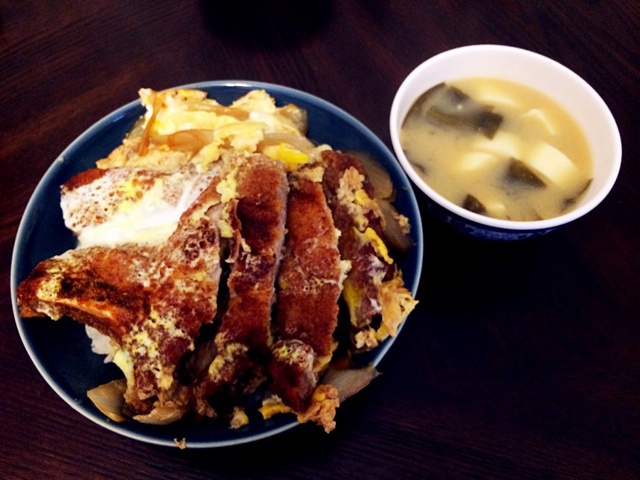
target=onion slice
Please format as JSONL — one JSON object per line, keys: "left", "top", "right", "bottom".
{"left": 182, "top": 100, "right": 250, "bottom": 120}
{"left": 378, "top": 199, "right": 412, "bottom": 253}
{"left": 138, "top": 92, "right": 164, "bottom": 156}
{"left": 321, "top": 365, "right": 380, "bottom": 402}
{"left": 351, "top": 152, "right": 394, "bottom": 199}
{"left": 151, "top": 129, "right": 215, "bottom": 153}
{"left": 133, "top": 406, "right": 188, "bottom": 425}
{"left": 87, "top": 379, "right": 127, "bottom": 423}
{"left": 278, "top": 104, "right": 308, "bottom": 134}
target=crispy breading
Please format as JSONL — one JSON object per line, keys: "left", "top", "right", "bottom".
{"left": 195, "top": 155, "right": 288, "bottom": 404}
{"left": 269, "top": 339, "right": 318, "bottom": 412}
{"left": 268, "top": 169, "right": 344, "bottom": 411}
{"left": 18, "top": 173, "right": 226, "bottom": 414}
{"left": 215, "top": 156, "right": 288, "bottom": 349}
{"left": 275, "top": 172, "right": 343, "bottom": 357}
{"left": 16, "top": 246, "right": 154, "bottom": 337}
{"left": 321, "top": 150, "right": 417, "bottom": 350}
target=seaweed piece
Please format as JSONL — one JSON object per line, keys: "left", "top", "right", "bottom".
{"left": 409, "top": 160, "right": 428, "bottom": 176}
{"left": 462, "top": 194, "right": 487, "bottom": 215}
{"left": 476, "top": 110, "right": 504, "bottom": 139}
{"left": 409, "top": 83, "right": 503, "bottom": 139}
{"left": 562, "top": 178, "right": 593, "bottom": 210}
{"left": 506, "top": 158, "right": 546, "bottom": 188}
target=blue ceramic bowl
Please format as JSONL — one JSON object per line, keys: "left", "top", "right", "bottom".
{"left": 10, "top": 81, "right": 423, "bottom": 448}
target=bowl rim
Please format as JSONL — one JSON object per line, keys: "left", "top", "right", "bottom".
{"left": 11, "top": 79, "right": 424, "bottom": 448}
{"left": 389, "top": 44, "right": 622, "bottom": 232}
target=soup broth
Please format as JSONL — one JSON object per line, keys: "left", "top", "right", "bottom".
{"left": 400, "top": 77, "right": 593, "bottom": 221}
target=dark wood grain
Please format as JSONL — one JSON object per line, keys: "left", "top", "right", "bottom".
{"left": 1, "top": 1, "right": 639, "bottom": 479}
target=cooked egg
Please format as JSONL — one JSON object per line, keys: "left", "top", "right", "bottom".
{"left": 62, "top": 167, "right": 219, "bottom": 248}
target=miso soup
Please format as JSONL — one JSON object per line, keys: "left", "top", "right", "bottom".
{"left": 400, "top": 78, "right": 593, "bottom": 221}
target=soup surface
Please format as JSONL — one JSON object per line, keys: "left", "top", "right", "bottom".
{"left": 400, "top": 77, "right": 593, "bottom": 221}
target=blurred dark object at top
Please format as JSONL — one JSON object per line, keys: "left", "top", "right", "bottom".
{"left": 200, "top": 0, "right": 333, "bottom": 48}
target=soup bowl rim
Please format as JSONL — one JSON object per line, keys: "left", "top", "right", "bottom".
{"left": 389, "top": 43, "right": 622, "bottom": 235}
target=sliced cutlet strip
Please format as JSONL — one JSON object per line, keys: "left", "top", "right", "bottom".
{"left": 275, "top": 171, "right": 343, "bottom": 356}
{"left": 269, "top": 168, "right": 343, "bottom": 412}
{"left": 132, "top": 178, "right": 225, "bottom": 411}
{"left": 321, "top": 150, "right": 417, "bottom": 351}
{"left": 196, "top": 155, "right": 288, "bottom": 405}
{"left": 216, "top": 156, "right": 288, "bottom": 350}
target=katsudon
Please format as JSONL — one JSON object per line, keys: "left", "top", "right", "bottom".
{"left": 16, "top": 88, "right": 418, "bottom": 433}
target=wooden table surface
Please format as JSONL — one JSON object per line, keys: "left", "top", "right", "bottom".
{"left": 1, "top": 2, "right": 638, "bottom": 478}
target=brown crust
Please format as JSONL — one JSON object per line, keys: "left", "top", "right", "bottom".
{"left": 321, "top": 150, "right": 393, "bottom": 329}
{"left": 17, "top": 175, "right": 226, "bottom": 413}
{"left": 16, "top": 143, "right": 415, "bottom": 427}
{"left": 62, "top": 168, "right": 110, "bottom": 191}
{"left": 269, "top": 339, "right": 316, "bottom": 412}
{"left": 16, "top": 246, "right": 152, "bottom": 340}
{"left": 267, "top": 173, "right": 342, "bottom": 411}
{"left": 195, "top": 156, "right": 288, "bottom": 403}
{"left": 215, "top": 156, "right": 288, "bottom": 350}
{"left": 275, "top": 175, "right": 341, "bottom": 357}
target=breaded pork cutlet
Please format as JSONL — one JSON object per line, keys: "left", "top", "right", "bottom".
{"left": 17, "top": 170, "right": 227, "bottom": 419}
{"left": 193, "top": 155, "right": 288, "bottom": 413}
{"left": 269, "top": 166, "right": 344, "bottom": 415}
{"left": 321, "top": 150, "right": 417, "bottom": 351}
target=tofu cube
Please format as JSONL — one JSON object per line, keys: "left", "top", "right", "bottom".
{"left": 521, "top": 108, "right": 557, "bottom": 136}
{"left": 456, "top": 151, "right": 498, "bottom": 173}
{"left": 473, "top": 131, "right": 521, "bottom": 160}
{"left": 524, "top": 142, "right": 578, "bottom": 188}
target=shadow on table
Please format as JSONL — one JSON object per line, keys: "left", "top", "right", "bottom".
{"left": 199, "top": 0, "right": 333, "bottom": 48}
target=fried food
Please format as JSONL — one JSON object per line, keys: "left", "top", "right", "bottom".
{"left": 193, "top": 155, "right": 289, "bottom": 409}
{"left": 321, "top": 150, "right": 418, "bottom": 350}
{"left": 269, "top": 167, "right": 345, "bottom": 412}
{"left": 18, "top": 173, "right": 226, "bottom": 416}
{"left": 16, "top": 88, "right": 417, "bottom": 433}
